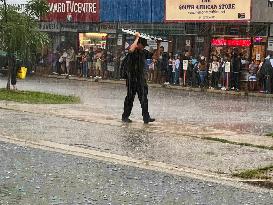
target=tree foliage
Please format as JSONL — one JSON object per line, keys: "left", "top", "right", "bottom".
{"left": 26, "top": 0, "right": 50, "bottom": 20}
{"left": 0, "top": 0, "right": 49, "bottom": 58}
{"left": 0, "top": 0, "right": 50, "bottom": 89}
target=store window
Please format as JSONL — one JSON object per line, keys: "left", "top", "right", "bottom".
{"left": 79, "top": 33, "right": 107, "bottom": 51}
{"left": 210, "top": 37, "right": 251, "bottom": 61}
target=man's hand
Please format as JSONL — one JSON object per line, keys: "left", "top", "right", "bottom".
{"left": 129, "top": 32, "right": 141, "bottom": 53}
{"left": 135, "top": 32, "right": 141, "bottom": 38}
{"left": 156, "top": 39, "right": 162, "bottom": 45}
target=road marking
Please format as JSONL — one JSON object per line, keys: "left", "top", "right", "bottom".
{"left": 0, "top": 134, "right": 272, "bottom": 193}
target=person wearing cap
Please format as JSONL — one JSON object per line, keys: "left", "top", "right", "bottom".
{"left": 122, "top": 32, "right": 160, "bottom": 124}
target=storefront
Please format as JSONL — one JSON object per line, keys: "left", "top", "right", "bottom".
{"left": 37, "top": 0, "right": 270, "bottom": 62}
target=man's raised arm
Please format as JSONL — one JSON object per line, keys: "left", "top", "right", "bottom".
{"left": 129, "top": 32, "right": 141, "bottom": 53}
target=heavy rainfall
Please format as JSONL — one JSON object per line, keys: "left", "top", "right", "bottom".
{"left": 0, "top": 0, "right": 273, "bottom": 204}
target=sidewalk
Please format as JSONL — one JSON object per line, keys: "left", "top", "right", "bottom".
{"left": 0, "top": 101, "right": 273, "bottom": 178}
{"left": 46, "top": 74, "right": 273, "bottom": 99}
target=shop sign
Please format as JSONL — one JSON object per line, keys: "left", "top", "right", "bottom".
{"left": 0, "top": 0, "right": 27, "bottom": 13}
{"left": 254, "top": 37, "right": 263, "bottom": 43}
{"left": 165, "top": 0, "right": 251, "bottom": 22}
{"left": 161, "top": 42, "right": 169, "bottom": 52}
{"left": 256, "top": 54, "right": 261, "bottom": 61}
{"left": 183, "top": 60, "right": 189, "bottom": 70}
{"left": 211, "top": 39, "right": 251, "bottom": 47}
{"left": 43, "top": 0, "right": 99, "bottom": 22}
{"left": 225, "top": 62, "right": 231, "bottom": 73}
{"left": 100, "top": 24, "right": 117, "bottom": 33}
{"left": 268, "top": 37, "right": 273, "bottom": 51}
{"left": 117, "top": 35, "right": 123, "bottom": 46}
{"left": 196, "top": 36, "right": 204, "bottom": 43}
{"left": 39, "top": 22, "right": 60, "bottom": 32}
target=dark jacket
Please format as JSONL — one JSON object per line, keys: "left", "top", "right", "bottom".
{"left": 157, "top": 52, "right": 168, "bottom": 72}
{"left": 126, "top": 49, "right": 153, "bottom": 82}
{"left": 232, "top": 55, "right": 241, "bottom": 73}
{"left": 260, "top": 58, "right": 273, "bottom": 78}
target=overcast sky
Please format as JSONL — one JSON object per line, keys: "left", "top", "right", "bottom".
{"left": 0, "top": 0, "right": 28, "bottom": 4}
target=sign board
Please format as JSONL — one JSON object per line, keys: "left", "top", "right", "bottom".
{"left": 185, "top": 40, "right": 191, "bottom": 46}
{"left": 38, "top": 22, "right": 60, "bottom": 32}
{"left": 183, "top": 60, "right": 189, "bottom": 70}
{"left": 146, "top": 40, "right": 157, "bottom": 50}
{"left": 165, "top": 0, "right": 251, "bottom": 22}
{"left": 117, "top": 35, "right": 123, "bottom": 46}
{"left": 225, "top": 62, "right": 231, "bottom": 73}
{"left": 196, "top": 36, "right": 204, "bottom": 43}
{"left": 0, "top": 0, "right": 27, "bottom": 13}
{"left": 61, "top": 36, "right": 65, "bottom": 42}
{"left": 145, "top": 41, "right": 169, "bottom": 52}
{"left": 256, "top": 54, "right": 261, "bottom": 61}
{"left": 107, "top": 63, "right": 115, "bottom": 72}
{"left": 43, "top": 0, "right": 99, "bottom": 22}
{"left": 100, "top": 24, "right": 116, "bottom": 33}
{"left": 268, "top": 37, "right": 273, "bottom": 51}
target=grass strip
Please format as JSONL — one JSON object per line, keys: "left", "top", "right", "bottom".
{"left": 0, "top": 89, "right": 80, "bottom": 104}
{"left": 232, "top": 165, "right": 273, "bottom": 180}
{"left": 202, "top": 137, "right": 273, "bottom": 151}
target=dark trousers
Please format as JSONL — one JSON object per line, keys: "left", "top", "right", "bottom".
{"left": 265, "top": 76, "right": 272, "bottom": 93}
{"left": 211, "top": 71, "right": 219, "bottom": 88}
{"left": 167, "top": 65, "right": 173, "bottom": 83}
{"left": 122, "top": 80, "right": 150, "bottom": 121}
{"left": 232, "top": 72, "right": 240, "bottom": 89}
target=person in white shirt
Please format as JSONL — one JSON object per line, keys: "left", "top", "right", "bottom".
{"left": 209, "top": 56, "right": 220, "bottom": 89}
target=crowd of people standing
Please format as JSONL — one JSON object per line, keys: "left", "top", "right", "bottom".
{"left": 145, "top": 48, "right": 273, "bottom": 93}
{"left": 51, "top": 47, "right": 117, "bottom": 80}
{"left": 47, "top": 46, "right": 273, "bottom": 94}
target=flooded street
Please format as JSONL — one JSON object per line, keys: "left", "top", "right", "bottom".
{"left": 0, "top": 77, "right": 273, "bottom": 204}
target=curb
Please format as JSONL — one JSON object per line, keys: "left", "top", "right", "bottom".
{"left": 45, "top": 75, "right": 273, "bottom": 98}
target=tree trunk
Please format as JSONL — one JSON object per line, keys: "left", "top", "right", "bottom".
{"left": 6, "top": 56, "right": 11, "bottom": 90}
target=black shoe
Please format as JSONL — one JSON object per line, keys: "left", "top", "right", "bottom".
{"left": 144, "top": 118, "right": 155, "bottom": 124}
{"left": 122, "top": 118, "right": 132, "bottom": 123}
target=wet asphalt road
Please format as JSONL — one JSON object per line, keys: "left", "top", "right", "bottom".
{"left": 1, "top": 108, "right": 273, "bottom": 174}
{"left": 1, "top": 142, "right": 273, "bottom": 205}
{"left": 1, "top": 77, "right": 273, "bottom": 135}
{"left": 1, "top": 77, "right": 273, "bottom": 204}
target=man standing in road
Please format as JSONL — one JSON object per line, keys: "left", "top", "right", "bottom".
{"left": 122, "top": 32, "right": 160, "bottom": 124}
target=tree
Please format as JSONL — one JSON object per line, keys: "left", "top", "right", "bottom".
{"left": 0, "top": 0, "right": 49, "bottom": 90}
